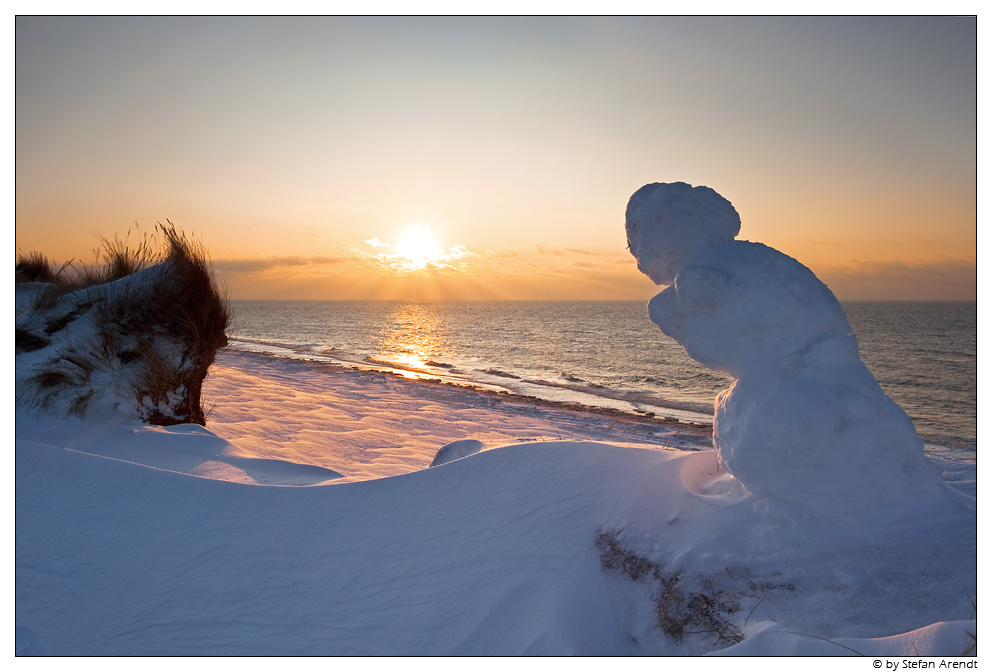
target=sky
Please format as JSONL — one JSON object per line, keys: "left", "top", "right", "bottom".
{"left": 15, "top": 16, "right": 977, "bottom": 301}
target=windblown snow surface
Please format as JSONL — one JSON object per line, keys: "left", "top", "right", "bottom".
{"left": 15, "top": 356, "right": 976, "bottom": 657}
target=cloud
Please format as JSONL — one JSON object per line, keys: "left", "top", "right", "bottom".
{"left": 369, "top": 248, "right": 470, "bottom": 273}
{"left": 814, "top": 258, "right": 976, "bottom": 300}
{"left": 477, "top": 248, "right": 520, "bottom": 259}
{"left": 213, "top": 256, "right": 350, "bottom": 273}
{"left": 359, "top": 233, "right": 473, "bottom": 273}
{"left": 536, "top": 245, "right": 612, "bottom": 262}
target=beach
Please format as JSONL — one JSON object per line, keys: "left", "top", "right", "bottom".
{"left": 203, "top": 349, "right": 714, "bottom": 484}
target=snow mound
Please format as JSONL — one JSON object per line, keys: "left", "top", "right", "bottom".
{"left": 430, "top": 438, "right": 485, "bottom": 467}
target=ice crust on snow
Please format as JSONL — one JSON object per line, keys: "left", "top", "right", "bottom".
{"left": 627, "top": 182, "right": 950, "bottom": 510}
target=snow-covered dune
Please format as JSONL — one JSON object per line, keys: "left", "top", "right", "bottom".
{"left": 16, "top": 407, "right": 975, "bottom": 656}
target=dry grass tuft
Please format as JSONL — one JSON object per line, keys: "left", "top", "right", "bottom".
{"left": 99, "top": 227, "right": 157, "bottom": 282}
{"left": 596, "top": 529, "right": 656, "bottom": 580}
{"left": 594, "top": 528, "right": 792, "bottom": 648}
{"left": 27, "top": 361, "right": 92, "bottom": 413}
{"left": 15, "top": 252, "right": 57, "bottom": 284}
{"left": 17, "top": 222, "right": 229, "bottom": 426}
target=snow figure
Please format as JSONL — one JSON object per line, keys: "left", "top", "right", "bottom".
{"left": 626, "top": 182, "right": 944, "bottom": 511}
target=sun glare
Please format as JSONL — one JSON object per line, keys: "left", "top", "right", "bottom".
{"left": 395, "top": 227, "right": 441, "bottom": 270}
{"left": 364, "top": 225, "right": 470, "bottom": 275}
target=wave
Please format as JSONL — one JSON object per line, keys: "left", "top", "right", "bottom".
{"left": 480, "top": 368, "right": 521, "bottom": 379}
{"left": 226, "top": 337, "right": 712, "bottom": 422}
{"left": 519, "top": 375, "right": 713, "bottom": 416}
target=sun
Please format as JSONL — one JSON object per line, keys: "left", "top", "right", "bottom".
{"left": 394, "top": 226, "right": 441, "bottom": 270}
{"left": 364, "top": 224, "right": 468, "bottom": 274}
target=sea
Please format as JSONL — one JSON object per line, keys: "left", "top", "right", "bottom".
{"left": 225, "top": 300, "right": 977, "bottom": 460}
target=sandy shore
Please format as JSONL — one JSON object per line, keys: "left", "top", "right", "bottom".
{"left": 203, "top": 349, "right": 713, "bottom": 482}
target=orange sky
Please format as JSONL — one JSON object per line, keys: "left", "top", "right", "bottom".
{"left": 15, "top": 17, "right": 977, "bottom": 301}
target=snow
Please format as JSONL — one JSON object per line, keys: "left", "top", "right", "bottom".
{"left": 627, "top": 181, "right": 954, "bottom": 512}
{"left": 429, "top": 438, "right": 485, "bottom": 467}
{"left": 625, "top": 181, "right": 741, "bottom": 286}
{"left": 712, "top": 620, "right": 979, "bottom": 657}
{"left": 15, "top": 350, "right": 976, "bottom": 657}
{"left": 195, "top": 349, "right": 713, "bottom": 483}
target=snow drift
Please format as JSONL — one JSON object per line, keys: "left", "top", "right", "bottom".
{"left": 15, "top": 427, "right": 976, "bottom": 656}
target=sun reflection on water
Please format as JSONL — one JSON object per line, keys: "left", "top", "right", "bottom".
{"left": 374, "top": 303, "right": 450, "bottom": 376}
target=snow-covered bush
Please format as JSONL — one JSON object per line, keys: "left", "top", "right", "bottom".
{"left": 16, "top": 223, "right": 229, "bottom": 426}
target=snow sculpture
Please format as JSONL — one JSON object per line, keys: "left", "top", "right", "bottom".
{"left": 626, "top": 182, "right": 943, "bottom": 510}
